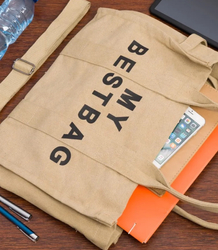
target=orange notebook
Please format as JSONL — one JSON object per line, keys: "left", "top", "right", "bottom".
{"left": 118, "top": 125, "right": 218, "bottom": 243}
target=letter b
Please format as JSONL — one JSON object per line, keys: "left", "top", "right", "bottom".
{"left": 128, "top": 40, "right": 149, "bottom": 55}
{"left": 78, "top": 104, "right": 100, "bottom": 124}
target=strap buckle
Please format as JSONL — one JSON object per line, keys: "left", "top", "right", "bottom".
{"left": 12, "top": 58, "right": 36, "bottom": 76}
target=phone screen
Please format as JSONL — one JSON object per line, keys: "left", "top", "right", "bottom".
{"left": 154, "top": 112, "right": 201, "bottom": 167}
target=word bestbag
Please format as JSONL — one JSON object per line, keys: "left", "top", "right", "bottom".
{"left": 1, "top": 7, "right": 218, "bottom": 250}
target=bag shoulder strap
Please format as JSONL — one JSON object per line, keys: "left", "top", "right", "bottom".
{"left": 173, "top": 205, "right": 218, "bottom": 230}
{"left": 0, "top": 0, "right": 90, "bottom": 112}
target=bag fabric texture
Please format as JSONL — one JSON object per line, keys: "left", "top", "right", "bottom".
{"left": 1, "top": 6, "right": 218, "bottom": 249}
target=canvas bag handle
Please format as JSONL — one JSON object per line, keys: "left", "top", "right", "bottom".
{"left": 145, "top": 172, "right": 218, "bottom": 230}
{"left": 179, "top": 33, "right": 218, "bottom": 105}
{"left": 0, "top": 0, "right": 91, "bottom": 112}
{"left": 176, "top": 36, "right": 218, "bottom": 228}
{"left": 154, "top": 177, "right": 218, "bottom": 230}
{"left": 173, "top": 205, "right": 218, "bottom": 230}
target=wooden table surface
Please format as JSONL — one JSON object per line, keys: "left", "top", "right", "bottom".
{"left": 0, "top": 0, "right": 218, "bottom": 249}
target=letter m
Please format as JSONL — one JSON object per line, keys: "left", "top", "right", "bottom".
{"left": 117, "top": 88, "right": 142, "bottom": 111}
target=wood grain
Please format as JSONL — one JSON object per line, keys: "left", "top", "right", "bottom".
{"left": 0, "top": 0, "right": 218, "bottom": 249}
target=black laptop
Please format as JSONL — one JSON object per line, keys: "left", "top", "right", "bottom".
{"left": 150, "top": 0, "right": 218, "bottom": 50}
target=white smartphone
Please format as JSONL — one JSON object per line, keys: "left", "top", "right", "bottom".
{"left": 153, "top": 107, "right": 205, "bottom": 169}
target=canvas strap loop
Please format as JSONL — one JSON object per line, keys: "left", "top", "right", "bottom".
{"left": 0, "top": 0, "right": 91, "bottom": 112}
{"left": 180, "top": 33, "right": 207, "bottom": 50}
{"left": 12, "top": 58, "right": 36, "bottom": 76}
{"left": 179, "top": 34, "right": 218, "bottom": 67}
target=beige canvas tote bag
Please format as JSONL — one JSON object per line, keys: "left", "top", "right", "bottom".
{"left": 1, "top": 6, "right": 218, "bottom": 250}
